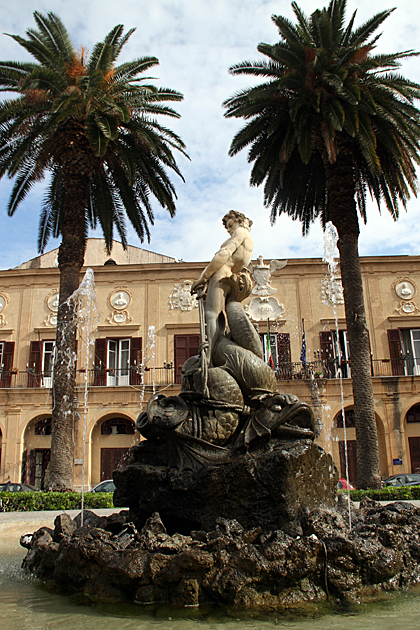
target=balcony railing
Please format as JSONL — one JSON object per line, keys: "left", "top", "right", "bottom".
{"left": 0, "top": 366, "right": 176, "bottom": 389}
{"left": 1, "top": 357, "right": 419, "bottom": 389}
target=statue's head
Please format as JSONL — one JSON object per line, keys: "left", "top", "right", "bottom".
{"left": 222, "top": 210, "right": 253, "bottom": 231}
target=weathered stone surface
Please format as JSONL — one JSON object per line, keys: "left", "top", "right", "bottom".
{"left": 54, "top": 513, "right": 76, "bottom": 540}
{"left": 21, "top": 501, "right": 420, "bottom": 608}
{"left": 114, "top": 438, "right": 337, "bottom": 536}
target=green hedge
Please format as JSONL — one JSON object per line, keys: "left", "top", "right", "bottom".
{"left": 348, "top": 485, "right": 420, "bottom": 502}
{"left": 0, "top": 491, "right": 113, "bottom": 512}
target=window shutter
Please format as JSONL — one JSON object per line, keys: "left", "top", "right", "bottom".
{"left": 94, "top": 339, "right": 107, "bottom": 386}
{"left": 276, "top": 333, "right": 291, "bottom": 378}
{"left": 0, "top": 342, "right": 14, "bottom": 387}
{"left": 130, "top": 337, "right": 142, "bottom": 385}
{"left": 174, "top": 334, "right": 201, "bottom": 384}
{"left": 387, "top": 329, "right": 404, "bottom": 376}
{"left": 28, "top": 341, "right": 41, "bottom": 387}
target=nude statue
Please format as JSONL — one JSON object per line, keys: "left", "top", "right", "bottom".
{"left": 191, "top": 210, "right": 254, "bottom": 363}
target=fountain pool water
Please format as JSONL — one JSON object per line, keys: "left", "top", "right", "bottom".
{"left": 2, "top": 526, "right": 420, "bottom": 630}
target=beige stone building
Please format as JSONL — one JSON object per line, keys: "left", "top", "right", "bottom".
{"left": 1, "top": 238, "right": 420, "bottom": 489}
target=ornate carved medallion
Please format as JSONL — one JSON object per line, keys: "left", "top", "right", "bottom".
{"left": 169, "top": 281, "right": 198, "bottom": 311}
{"left": 392, "top": 278, "right": 419, "bottom": 315}
{"left": 44, "top": 289, "right": 59, "bottom": 326}
{"left": 393, "top": 278, "right": 416, "bottom": 300}
{"left": 245, "top": 296, "right": 285, "bottom": 321}
{"left": 0, "top": 291, "right": 9, "bottom": 327}
{"left": 395, "top": 301, "right": 420, "bottom": 315}
{"left": 107, "top": 288, "right": 133, "bottom": 325}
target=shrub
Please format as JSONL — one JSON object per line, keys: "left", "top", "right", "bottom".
{"left": 0, "top": 491, "right": 113, "bottom": 512}
{"left": 349, "top": 485, "right": 420, "bottom": 502}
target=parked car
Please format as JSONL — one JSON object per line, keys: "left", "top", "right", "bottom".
{"left": 337, "top": 478, "right": 355, "bottom": 490}
{"left": 0, "top": 481, "right": 37, "bottom": 492}
{"left": 382, "top": 473, "right": 420, "bottom": 487}
{"left": 90, "top": 479, "right": 116, "bottom": 493}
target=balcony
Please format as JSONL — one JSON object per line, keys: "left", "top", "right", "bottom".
{"left": 0, "top": 366, "right": 176, "bottom": 389}
{"left": 0, "top": 358, "right": 419, "bottom": 389}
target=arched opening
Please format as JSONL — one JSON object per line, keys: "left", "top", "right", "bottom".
{"left": 22, "top": 415, "right": 52, "bottom": 489}
{"left": 334, "top": 408, "right": 387, "bottom": 485}
{"left": 405, "top": 403, "right": 420, "bottom": 473}
{"left": 90, "top": 415, "right": 138, "bottom": 487}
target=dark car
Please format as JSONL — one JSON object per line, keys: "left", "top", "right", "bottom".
{"left": 90, "top": 479, "right": 116, "bottom": 493}
{"left": 382, "top": 473, "right": 420, "bottom": 487}
{"left": 0, "top": 481, "right": 36, "bottom": 492}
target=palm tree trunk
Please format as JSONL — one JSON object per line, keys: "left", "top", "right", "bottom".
{"left": 49, "top": 175, "right": 90, "bottom": 490}
{"left": 49, "top": 203, "right": 86, "bottom": 490}
{"left": 48, "top": 122, "right": 94, "bottom": 491}
{"left": 325, "top": 138, "right": 381, "bottom": 489}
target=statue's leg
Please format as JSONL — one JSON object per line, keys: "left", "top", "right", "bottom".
{"left": 205, "top": 277, "right": 229, "bottom": 364}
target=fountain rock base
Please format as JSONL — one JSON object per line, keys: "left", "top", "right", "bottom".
{"left": 113, "top": 438, "right": 337, "bottom": 536}
{"left": 22, "top": 497, "right": 420, "bottom": 608}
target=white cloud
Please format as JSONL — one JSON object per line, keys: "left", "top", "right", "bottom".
{"left": 1, "top": 0, "right": 420, "bottom": 269}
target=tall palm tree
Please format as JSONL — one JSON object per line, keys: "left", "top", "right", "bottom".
{"left": 224, "top": 0, "right": 420, "bottom": 488}
{"left": 0, "top": 12, "right": 187, "bottom": 490}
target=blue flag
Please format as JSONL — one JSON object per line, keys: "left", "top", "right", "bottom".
{"left": 300, "top": 319, "right": 306, "bottom": 365}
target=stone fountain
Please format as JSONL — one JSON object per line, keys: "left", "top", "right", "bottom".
{"left": 21, "top": 212, "right": 420, "bottom": 609}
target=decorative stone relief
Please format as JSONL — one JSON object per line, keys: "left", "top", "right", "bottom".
{"left": 392, "top": 278, "right": 419, "bottom": 315}
{"left": 395, "top": 301, "right": 420, "bottom": 315}
{"left": 248, "top": 256, "right": 287, "bottom": 297}
{"left": 245, "top": 296, "right": 286, "bottom": 321}
{"left": 0, "top": 291, "right": 9, "bottom": 327}
{"left": 169, "top": 280, "right": 198, "bottom": 311}
{"left": 44, "top": 289, "right": 59, "bottom": 326}
{"left": 107, "top": 288, "right": 133, "bottom": 325}
{"left": 321, "top": 277, "right": 344, "bottom": 306}
{"left": 393, "top": 277, "right": 416, "bottom": 300}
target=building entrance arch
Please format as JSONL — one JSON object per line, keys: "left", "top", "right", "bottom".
{"left": 405, "top": 404, "right": 420, "bottom": 473}
{"left": 90, "top": 414, "right": 138, "bottom": 488}
{"left": 22, "top": 415, "right": 52, "bottom": 489}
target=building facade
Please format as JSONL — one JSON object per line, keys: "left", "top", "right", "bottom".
{"left": 1, "top": 239, "right": 420, "bottom": 489}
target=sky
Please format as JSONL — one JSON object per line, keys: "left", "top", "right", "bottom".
{"left": 1, "top": 0, "right": 420, "bottom": 269}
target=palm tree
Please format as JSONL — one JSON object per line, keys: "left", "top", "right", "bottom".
{"left": 0, "top": 12, "right": 187, "bottom": 490}
{"left": 224, "top": 0, "right": 420, "bottom": 488}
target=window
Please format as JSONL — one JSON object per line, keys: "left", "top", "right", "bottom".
{"left": 174, "top": 334, "right": 201, "bottom": 384}
{"left": 409, "top": 437, "right": 420, "bottom": 474}
{"left": 101, "top": 417, "right": 135, "bottom": 435}
{"left": 336, "top": 409, "right": 355, "bottom": 428}
{"left": 320, "top": 330, "right": 351, "bottom": 378}
{"left": 100, "top": 448, "right": 130, "bottom": 480}
{"left": 407, "top": 405, "right": 420, "bottom": 424}
{"left": 28, "top": 340, "right": 55, "bottom": 387}
{"left": 259, "top": 332, "right": 291, "bottom": 377}
{"left": 94, "top": 337, "right": 142, "bottom": 386}
{"left": 0, "top": 341, "right": 14, "bottom": 387}
{"left": 22, "top": 448, "right": 51, "bottom": 490}
{"left": 387, "top": 328, "right": 420, "bottom": 376}
{"left": 34, "top": 418, "right": 52, "bottom": 435}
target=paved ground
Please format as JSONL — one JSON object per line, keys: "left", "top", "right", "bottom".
{"left": 0, "top": 508, "right": 125, "bottom": 539}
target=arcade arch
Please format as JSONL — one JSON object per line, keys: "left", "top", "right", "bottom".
{"left": 405, "top": 402, "right": 420, "bottom": 473}
{"left": 333, "top": 407, "right": 388, "bottom": 485}
{"left": 22, "top": 415, "right": 52, "bottom": 489}
{"left": 90, "top": 414, "right": 139, "bottom": 488}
